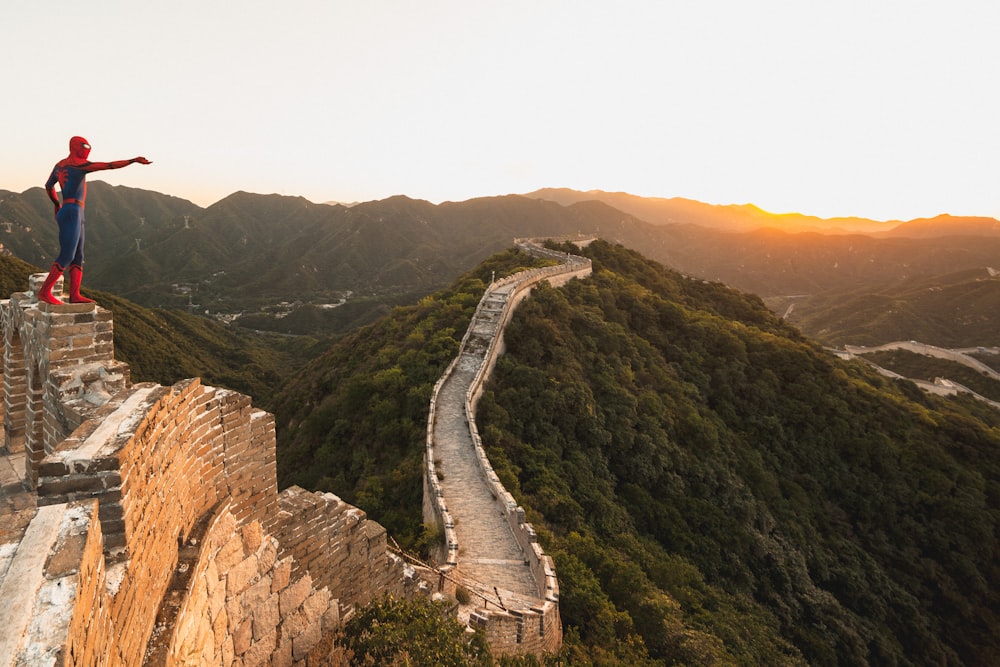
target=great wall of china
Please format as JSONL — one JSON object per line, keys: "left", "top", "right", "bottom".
{"left": 0, "top": 239, "right": 591, "bottom": 665}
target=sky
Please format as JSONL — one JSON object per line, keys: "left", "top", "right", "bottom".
{"left": 3, "top": 1, "right": 999, "bottom": 221}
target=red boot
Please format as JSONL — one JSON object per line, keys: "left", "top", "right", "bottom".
{"left": 68, "top": 265, "right": 95, "bottom": 304}
{"left": 38, "top": 263, "right": 64, "bottom": 305}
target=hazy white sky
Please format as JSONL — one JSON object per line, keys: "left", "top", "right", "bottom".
{"left": 3, "top": 1, "right": 998, "bottom": 220}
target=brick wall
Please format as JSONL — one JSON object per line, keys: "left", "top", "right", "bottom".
{"left": 31, "top": 376, "right": 353, "bottom": 666}
{"left": 63, "top": 500, "right": 119, "bottom": 666}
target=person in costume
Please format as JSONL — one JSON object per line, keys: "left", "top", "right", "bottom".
{"left": 40, "top": 136, "right": 152, "bottom": 305}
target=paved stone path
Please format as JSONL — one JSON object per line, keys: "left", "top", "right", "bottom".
{"left": 432, "top": 280, "right": 538, "bottom": 599}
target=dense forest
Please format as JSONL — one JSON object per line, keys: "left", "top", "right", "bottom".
{"left": 475, "top": 241, "right": 999, "bottom": 665}
{"left": 272, "top": 241, "right": 999, "bottom": 665}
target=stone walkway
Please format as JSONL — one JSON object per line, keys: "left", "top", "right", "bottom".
{"left": 432, "top": 280, "right": 538, "bottom": 599}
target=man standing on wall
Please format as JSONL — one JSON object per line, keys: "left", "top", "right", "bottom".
{"left": 40, "top": 136, "right": 152, "bottom": 305}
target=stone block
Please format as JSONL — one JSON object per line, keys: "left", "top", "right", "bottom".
{"left": 221, "top": 635, "right": 235, "bottom": 666}
{"left": 227, "top": 553, "right": 260, "bottom": 597}
{"left": 233, "top": 616, "right": 253, "bottom": 656}
{"left": 280, "top": 574, "right": 312, "bottom": 617}
{"left": 281, "top": 608, "right": 308, "bottom": 641}
{"left": 37, "top": 473, "right": 104, "bottom": 497}
{"left": 252, "top": 594, "right": 280, "bottom": 641}
{"left": 322, "top": 601, "right": 340, "bottom": 630}
{"left": 213, "top": 605, "right": 230, "bottom": 650}
{"left": 226, "top": 595, "right": 246, "bottom": 634}
{"left": 216, "top": 534, "right": 245, "bottom": 572}
{"left": 302, "top": 589, "right": 331, "bottom": 626}
{"left": 241, "top": 521, "right": 263, "bottom": 553}
{"left": 244, "top": 575, "right": 273, "bottom": 608}
{"left": 272, "top": 557, "right": 292, "bottom": 594}
{"left": 259, "top": 536, "right": 278, "bottom": 572}
{"left": 242, "top": 628, "right": 276, "bottom": 667}
{"left": 291, "top": 618, "right": 322, "bottom": 661}
{"left": 36, "top": 458, "right": 70, "bottom": 478}
{"left": 271, "top": 638, "right": 293, "bottom": 667}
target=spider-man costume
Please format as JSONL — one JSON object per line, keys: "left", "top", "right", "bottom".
{"left": 39, "top": 136, "right": 151, "bottom": 305}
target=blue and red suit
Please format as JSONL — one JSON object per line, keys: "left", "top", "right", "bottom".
{"left": 39, "top": 136, "right": 151, "bottom": 305}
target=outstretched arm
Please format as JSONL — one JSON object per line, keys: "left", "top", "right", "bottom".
{"left": 80, "top": 157, "right": 152, "bottom": 173}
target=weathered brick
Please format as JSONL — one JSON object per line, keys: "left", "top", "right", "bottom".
{"left": 37, "top": 473, "right": 104, "bottom": 497}
{"left": 37, "top": 459, "right": 70, "bottom": 477}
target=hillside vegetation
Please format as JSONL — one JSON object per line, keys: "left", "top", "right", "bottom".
{"left": 272, "top": 248, "right": 557, "bottom": 546}
{"left": 475, "top": 241, "right": 999, "bottom": 665}
{"left": 272, "top": 241, "right": 999, "bottom": 665}
{"left": 787, "top": 267, "right": 1000, "bottom": 347}
{"left": 0, "top": 255, "right": 307, "bottom": 407}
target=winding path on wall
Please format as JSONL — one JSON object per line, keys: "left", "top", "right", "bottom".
{"left": 433, "top": 279, "right": 539, "bottom": 597}
{"left": 426, "top": 238, "right": 593, "bottom": 612}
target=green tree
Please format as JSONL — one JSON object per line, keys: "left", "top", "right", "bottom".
{"left": 338, "top": 595, "right": 491, "bottom": 667}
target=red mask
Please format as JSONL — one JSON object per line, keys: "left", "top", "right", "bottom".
{"left": 69, "top": 136, "right": 91, "bottom": 161}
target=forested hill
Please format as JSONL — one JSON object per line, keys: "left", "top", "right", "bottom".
{"left": 271, "top": 240, "right": 998, "bottom": 665}
{"left": 475, "top": 241, "right": 999, "bottom": 665}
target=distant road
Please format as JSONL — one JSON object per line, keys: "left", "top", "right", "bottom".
{"left": 838, "top": 341, "right": 1000, "bottom": 409}
{"left": 842, "top": 341, "right": 1000, "bottom": 380}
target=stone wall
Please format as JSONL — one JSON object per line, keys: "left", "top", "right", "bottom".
{"left": 150, "top": 504, "right": 341, "bottom": 666}
{"left": 0, "top": 499, "right": 99, "bottom": 666}
{"left": 270, "top": 487, "right": 421, "bottom": 617}
{"left": 0, "top": 281, "right": 423, "bottom": 666}
{"left": 422, "top": 238, "right": 592, "bottom": 656}
{"left": 458, "top": 242, "right": 588, "bottom": 655}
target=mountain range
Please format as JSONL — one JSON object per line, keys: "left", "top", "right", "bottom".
{"left": 2, "top": 183, "right": 999, "bottom": 347}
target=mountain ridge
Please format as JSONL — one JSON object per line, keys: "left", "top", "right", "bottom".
{"left": 3, "top": 183, "right": 1000, "bottom": 346}
{"left": 524, "top": 187, "right": 1000, "bottom": 237}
